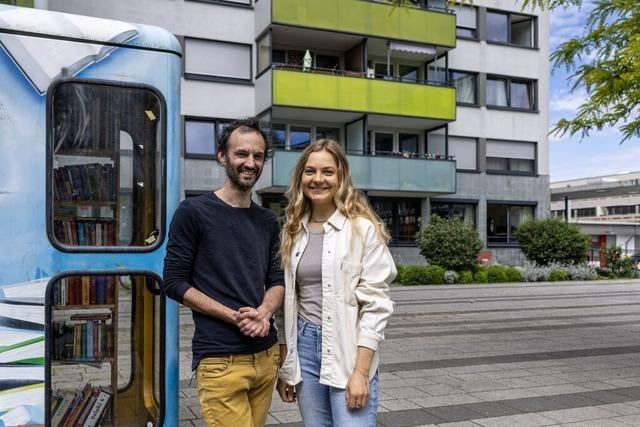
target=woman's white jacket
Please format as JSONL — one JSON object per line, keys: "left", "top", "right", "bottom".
{"left": 277, "top": 210, "right": 396, "bottom": 389}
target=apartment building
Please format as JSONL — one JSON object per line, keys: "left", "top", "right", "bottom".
{"left": 551, "top": 172, "right": 640, "bottom": 262}
{"left": 39, "top": 0, "right": 550, "bottom": 265}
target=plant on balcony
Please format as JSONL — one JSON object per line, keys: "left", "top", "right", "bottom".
{"left": 415, "top": 215, "right": 483, "bottom": 271}
{"left": 513, "top": 218, "right": 590, "bottom": 266}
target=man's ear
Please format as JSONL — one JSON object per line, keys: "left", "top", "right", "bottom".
{"left": 218, "top": 150, "right": 227, "bottom": 165}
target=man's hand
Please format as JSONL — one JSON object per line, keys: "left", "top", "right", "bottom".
{"left": 276, "top": 378, "right": 296, "bottom": 403}
{"left": 235, "top": 306, "right": 270, "bottom": 337}
{"left": 345, "top": 369, "right": 369, "bottom": 410}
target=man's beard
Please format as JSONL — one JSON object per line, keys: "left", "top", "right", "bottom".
{"left": 226, "top": 163, "right": 262, "bottom": 190}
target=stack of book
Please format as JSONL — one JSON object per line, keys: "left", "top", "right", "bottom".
{"left": 52, "top": 276, "right": 115, "bottom": 307}
{"left": 52, "top": 314, "right": 113, "bottom": 362}
{"left": 53, "top": 164, "right": 115, "bottom": 202}
{"left": 53, "top": 219, "right": 116, "bottom": 247}
{"left": 51, "top": 384, "right": 112, "bottom": 427}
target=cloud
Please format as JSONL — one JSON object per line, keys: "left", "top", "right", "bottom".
{"left": 549, "top": 3, "right": 594, "bottom": 49}
{"left": 550, "top": 139, "right": 639, "bottom": 181}
{"left": 550, "top": 89, "right": 588, "bottom": 113}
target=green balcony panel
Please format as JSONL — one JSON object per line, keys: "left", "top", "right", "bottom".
{"left": 273, "top": 70, "right": 456, "bottom": 121}
{"left": 272, "top": 150, "right": 456, "bottom": 193}
{"left": 272, "top": 0, "right": 455, "bottom": 47}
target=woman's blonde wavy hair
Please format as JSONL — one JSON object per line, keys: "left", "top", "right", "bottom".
{"left": 280, "top": 139, "right": 390, "bottom": 268}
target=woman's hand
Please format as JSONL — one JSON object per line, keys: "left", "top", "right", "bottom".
{"left": 345, "top": 369, "right": 369, "bottom": 410}
{"left": 276, "top": 378, "right": 296, "bottom": 403}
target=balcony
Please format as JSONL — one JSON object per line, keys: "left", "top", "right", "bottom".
{"left": 259, "top": 149, "right": 456, "bottom": 193}
{"left": 269, "top": 0, "right": 456, "bottom": 48}
{"left": 265, "top": 67, "right": 456, "bottom": 121}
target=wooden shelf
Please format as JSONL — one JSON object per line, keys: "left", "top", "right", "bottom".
{"left": 52, "top": 357, "right": 114, "bottom": 365}
{"left": 54, "top": 304, "right": 115, "bottom": 310}
{"left": 55, "top": 149, "right": 116, "bottom": 158}
{"left": 55, "top": 200, "right": 116, "bottom": 206}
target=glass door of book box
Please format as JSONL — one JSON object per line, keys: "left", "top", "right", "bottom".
{"left": 49, "top": 274, "right": 161, "bottom": 427}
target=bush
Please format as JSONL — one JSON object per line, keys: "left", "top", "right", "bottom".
{"left": 423, "top": 265, "right": 445, "bottom": 284}
{"left": 444, "top": 270, "right": 458, "bottom": 284}
{"left": 457, "top": 271, "right": 474, "bottom": 284}
{"left": 474, "top": 269, "right": 489, "bottom": 283}
{"left": 396, "top": 265, "right": 423, "bottom": 285}
{"left": 513, "top": 218, "right": 590, "bottom": 266}
{"left": 416, "top": 215, "right": 484, "bottom": 271}
{"left": 601, "top": 246, "right": 637, "bottom": 277}
{"left": 549, "top": 270, "right": 569, "bottom": 281}
{"left": 486, "top": 265, "right": 508, "bottom": 283}
{"left": 564, "top": 264, "right": 598, "bottom": 281}
{"left": 504, "top": 267, "right": 524, "bottom": 282}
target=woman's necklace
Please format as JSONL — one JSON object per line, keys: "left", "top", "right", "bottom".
{"left": 309, "top": 217, "right": 329, "bottom": 223}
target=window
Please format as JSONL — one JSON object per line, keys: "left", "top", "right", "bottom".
{"left": 185, "top": 118, "right": 229, "bottom": 158}
{"left": 551, "top": 209, "right": 566, "bottom": 219}
{"left": 184, "top": 38, "right": 251, "bottom": 82}
{"left": 602, "top": 205, "right": 637, "bottom": 216}
{"left": 272, "top": 48, "right": 285, "bottom": 64}
{"left": 290, "top": 126, "right": 311, "bottom": 150}
{"left": 315, "top": 54, "right": 340, "bottom": 70}
{"left": 399, "top": 133, "right": 419, "bottom": 154}
{"left": 487, "top": 203, "right": 535, "bottom": 245}
{"left": 454, "top": 5, "right": 477, "bottom": 39}
{"left": 486, "top": 11, "right": 536, "bottom": 48}
{"left": 399, "top": 64, "right": 419, "bottom": 83}
{"left": 374, "top": 132, "right": 394, "bottom": 154}
{"left": 371, "top": 198, "right": 421, "bottom": 244}
{"left": 449, "top": 70, "right": 476, "bottom": 104}
{"left": 374, "top": 62, "right": 393, "bottom": 79}
{"left": 257, "top": 32, "right": 271, "bottom": 75}
{"left": 486, "top": 140, "right": 536, "bottom": 174}
{"left": 448, "top": 136, "right": 477, "bottom": 170}
{"left": 50, "top": 81, "right": 163, "bottom": 250}
{"left": 430, "top": 201, "right": 476, "bottom": 227}
{"left": 272, "top": 123, "right": 286, "bottom": 146}
{"left": 487, "top": 76, "right": 536, "bottom": 110}
{"left": 426, "top": 55, "right": 447, "bottom": 84}
{"left": 426, "top": 127, "right": 447, "bottom": 157}
{"left": 316, "top": 127, "right": 339, "bottom": 142}
{"left": 261, "top": 193, "right": 287, "bottom": 226}
{"left": 572, "top": 207, "right": 597, "bottom": 218}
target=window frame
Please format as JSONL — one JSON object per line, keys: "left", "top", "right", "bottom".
{"left": 183, "top": 37, "right": 253, "bottom": 85}
{"left": 430, "top": 199, "right": 478, "bottom": 228}
{"left": 486, "top": 74, "right": 538, "bottom": 112}
{"left": 485, "top": 139, "right": 538, "bottom": 176}
{"left": 425, "top": 125, "right": 448, "bottom": 158}
{"left": 454, "top": 4, "right": 479, "bottom": 41}
{"left": 449, "top": 69, "right": 478, "bottom": 106}
{"left": 486, "top": 9, "right": 538, "bottom": 49}
{"left": 486, "top": 201, "right": 537, "bottom": 247}
{"left": 369, "top": 197, "right": 422, "bottom": 246}
{"left": 448, "top": 135, "right": 479, "bottom": 172}
{"left": 46, "top": 78, "right": 167, "bottom": 254}
{"left": 183, "top": 116, "right": 230, "bottom": 160}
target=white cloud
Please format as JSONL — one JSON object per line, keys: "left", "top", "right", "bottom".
{"left": 550, "top": 140, "right": 639, "bottom": 181}
{"left": 550, "top": 89, "right": 588, "bottom": 113}
{"left": 549, "top": 2, "right": 595, "bottom": 48}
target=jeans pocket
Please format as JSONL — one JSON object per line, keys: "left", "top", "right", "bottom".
{"left": 198, "top": 357, "right": 232, "bottom": 379}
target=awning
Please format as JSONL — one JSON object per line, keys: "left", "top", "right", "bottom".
{"left": 389, "top": 41, "right": 436, "bottom": 56}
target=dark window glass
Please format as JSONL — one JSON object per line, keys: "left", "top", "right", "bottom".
{"left": 316, "top": 127, "right": 339, "bottom": 143}
{"left": 487, "top": 12, "right": 509, "bottom": 43}
{"left": 511, "top": 15, "right": 534, "bottom": 47}
{"left": 51, "top": 82, "right": 162, "bottom": 249}
{"left": 486, "top": 157, "right": 509, "bottom": 171}
{"left": 272, "top": 49, "right": 285, "bottom": 64}
{"left": 49, "top": 274, "right": 161, "bottom": 425}
{"left": 431, "top": 202, "right": 476, "bottom": 227}
{"left": 510, "top": 80, "right": 534, "bottom": 109}
{"left": 572, "top": 207, "right": 596, "bottom": 218}
{"left": 315, "top": 54, "right": 339, "bottom": 70}
{"left": 374, "top": 63, "right": 392, "bottom": 79}
{"left": 487, "top": 203, "right": 534, "bottom": 245}
{"left": 371, "top": 198, "right": 421, "bottom": 243}
{"left": 456, "top": 27, "right": 476, "bottom": 38}
{"left": 487, "top": 157, "right": 534, "bottom": 174}
{"left": 374, "top": 133, "right": 394, "bottom": 154}
{"left": 399, "top": 64, "right": 419, "bottom": 82}
{"left": 399, "top": 133, "right": 419, "bottom": 154}
{"left": 185, "top": 120, "right": 215, "bottom": 156}
{"left": 272, "top": 123, "right": 286, "bottom": 147}
{"left": 261, "top": 193, "right": 287, "bottom": 226}
{"left": 290, "top": 126, "right": 311, "bottom": 150}
{"left": 603, "top": 205, "right": 637, "bottom": 215}
{"left": 257, "top": 32, "right": 271, "bottom": 74}
{"left": 450, "top": 71, "right": 476, "bottom": 104}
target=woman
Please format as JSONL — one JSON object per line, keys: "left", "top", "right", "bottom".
{"left": 276, "top": 139, "right": 396, "bottom": 426}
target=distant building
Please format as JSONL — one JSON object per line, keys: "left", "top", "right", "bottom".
{"left": 551, "top": 172, "right": 640, "bottom": 263}
{"left": 39, "top": 0, "right": 550, "bottom": 264}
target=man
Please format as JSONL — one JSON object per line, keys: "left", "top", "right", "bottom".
{"left": 163, "top": 117, "right": 284, "bottom": 427}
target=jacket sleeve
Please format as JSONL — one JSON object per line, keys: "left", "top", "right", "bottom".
{"left": 355, "top": 224, "right": 397, "bottom": 351}
{"left": 162, "top": 201, "right": 198, "bottom": 304}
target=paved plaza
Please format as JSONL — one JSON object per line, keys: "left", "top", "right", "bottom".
{"left": 177, "top": 280, "right": 640, "bottom": 426}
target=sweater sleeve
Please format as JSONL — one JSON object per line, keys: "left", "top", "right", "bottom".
{"left": 162, "top": 201, "right": 198, "bottom": 303}
{"left": 265, "top": 215, "right": 285, "bottom": 289}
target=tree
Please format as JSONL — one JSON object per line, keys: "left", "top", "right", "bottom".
{"left": 415, "top": 215, "right": 483, "bottom": 271}
{"left": 513, "top": 217, "right": 590, "bottom": 265}
{"left": 394, "top": 0, "right": 640, "bottom": 143}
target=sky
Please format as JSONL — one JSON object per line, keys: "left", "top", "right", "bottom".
{"left": 547, "top": 2, "right": 639, "bottom": 182}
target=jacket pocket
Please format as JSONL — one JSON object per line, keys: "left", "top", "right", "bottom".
{"left": 341, "top": 260, "right": 362, "bottom": 306}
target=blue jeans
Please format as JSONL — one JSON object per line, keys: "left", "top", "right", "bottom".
{"left": 296, "top": 317, "right": 379, "bottom": 427}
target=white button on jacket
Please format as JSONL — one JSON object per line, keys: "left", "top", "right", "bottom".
{"left": 277, "top": 210, "right": 396, "bottom": 389}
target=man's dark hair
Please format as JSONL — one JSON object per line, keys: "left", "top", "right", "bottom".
{"left": 216, "top": 117, "right": 272, "bottom": 164}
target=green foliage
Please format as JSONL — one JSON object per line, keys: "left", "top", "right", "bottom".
{"left": 474, "top": 269, "right": 489, "bottom": 284}
{"left": 395, "top": 265, "right": 444, "bottom": 285}
{"left": 505, "top": 267, "right": 524, "bottom": 283}
{"left": 513, "top": 218, "right": 590, "bottom": 266}
{"left": 601, "top": 246, "right": 637, "bottom": 277}
{"left": 415, "top": 215, "right": 484, "bottom": 271}
{"left": 423, "top": 265, "right": 445, "bottom": 284}
{"left": 457, "top": 271, "right": 474, "bottom": 284}
{"left": 549, "top": 270, "right": 569, "bottom": 281}
{"left": 486, "top": 265, "right": 508, "bottom": 283}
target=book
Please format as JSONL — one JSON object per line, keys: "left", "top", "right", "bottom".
{"left": 51, "top": 392, "right": 75, "bottom": 427}
{"left": 63, "top": 383, "right": 92, "bottom": 427}
{"left": 82, "top": 389, "right": 111, "bottom": 427}
{"left": 0, "top": 8, "right": 139, "bottom": 95}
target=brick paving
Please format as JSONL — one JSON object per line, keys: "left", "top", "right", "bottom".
{"left": 178, "top": 280, "right": 640, "bottom": 426}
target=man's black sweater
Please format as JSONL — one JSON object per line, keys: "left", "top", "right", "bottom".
{"left": 162, "top": 193, "right": 284, "bottom": 370}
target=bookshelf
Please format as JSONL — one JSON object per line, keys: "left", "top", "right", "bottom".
{"left": 50, "top": 276, "right": 118, "bottom": 427}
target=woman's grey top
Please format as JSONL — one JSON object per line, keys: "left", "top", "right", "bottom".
{"left": 296, "top": 229, "right": 324, "bottom": 325}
